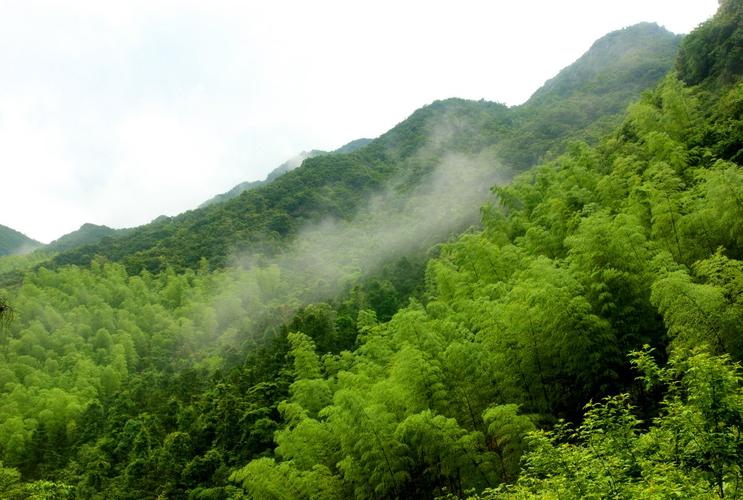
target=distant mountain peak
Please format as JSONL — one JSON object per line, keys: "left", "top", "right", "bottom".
{"left": 333, "top": 138, "right": 373, "bottom": 154}
{"left": 50, "top": 23, "right": 682, "bottom": 272}
{"left": 45, "top": 223, "right": 120, "bottom": 253}
{"left": 199, "top": 139, "right": 374, "bottom": 209}
{"left": 527, "top": 22, "right": 681, "bottom": 104}
{"left": 265, "top": 150, "right": 326, "bottom": 182}
{"left": 0, "top": 224, "right": 43, "bottom": 256}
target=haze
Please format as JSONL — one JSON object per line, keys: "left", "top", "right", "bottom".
{"left": 0, "top": 0, "right": 717, "bottom": 243}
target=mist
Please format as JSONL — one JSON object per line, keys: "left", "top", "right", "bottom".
{"left": 182, "top": 126, "right": 514, "bottom": 360}
{"left": 263, "top": 149, "right": 508, "bottom": 299}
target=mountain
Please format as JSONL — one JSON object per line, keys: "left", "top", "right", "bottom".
{"left": 676, "top": 0, "right": 742, "bottom": 86}
{"left": 45, "top": 223, "right": 123, "bottom": 254}
{"left": 529, "top": 23, "right": 680, "bottom": 102}
{"left": 3, "top": 4, "right": 742, "bottom": 497}
{"left": 499, "top": 22, "right": 682, "bottom": 168}
{"left": 199, "top": 150, "right": 326, "bottom": 209}
{"left": 264, "top": 150, "right": 326, "bottom": 182}
{"left": 199, "top": 140, "right": 374, "bottom": 209}
{"left": 198, "top": 180, "right": 264, "bottom": 209}
{"left": 51, "top": 23, "right": 680, "bottom": 274}
{"left": 332, "top": 137, "right": 372, "bottom": 154}
{"left": 227, "top": 5, "right": 743, "bottom": 497}
{"left": 0, "top": 224, "right": 42, "bottom": 256}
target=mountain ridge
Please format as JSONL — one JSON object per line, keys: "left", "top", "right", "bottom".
{"left": 200, "top": 139, "right": 374, "bottom": 209}
{"left": 49, "top": 22, "right": 681, "bottom": 273}
{"left": 45, "top": 223, "right": 125, "bottom": 254}
{"left": 1, "top": 3, "right": 740, "bottom": 496}
{"left": 0, "top": 224, "right": 42, "bottom": 256}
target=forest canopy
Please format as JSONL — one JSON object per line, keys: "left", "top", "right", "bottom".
{"left": 0, "top": 2, "right": 741, "bottom": 498}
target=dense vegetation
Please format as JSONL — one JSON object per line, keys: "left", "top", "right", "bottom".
{"left": 198, "top": 150, "right": 325, "bottom": 209}
{"left": 200, "top": 139, "right": 372, "bottom": 209}
{"left": 227, "top": 58, "right": 743, "bottom": 496}
{"left": 0, "top": 4, "right": 741, "bottom": 498}
{"left": 0, "top": 225, "right": 42, "bottom": 256}
{"left": 676, "top": 0, "right": 742, "bottom": 87}
{"left": 502, "top": 22, "right": 682, "bottom": 169}
{"left": 44, "top": 23, "right": 679, "bottom": 276}
{"left": 46, "top": 225, "right": 123, "bottom": 255}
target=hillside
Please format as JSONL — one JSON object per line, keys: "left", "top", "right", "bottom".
{"left": 198, "top": 150, "right": 326, "bottom": 209}
{"left": 0, "top": 224, "right": 42, "bottom": 256}
{"left": 499, "top": 22, "right": 682, "bottom": 168}
{"left": 332, "top": 137, "right": 372, "bottom": 154}
{"left": 1, "top": 9, "right": 738, "bottom": 497}
{"left": 676, "top": 0, "right": 742, "bottom": 87}
{"left": 50, "top": 23, "right": 680, "bottom": 274}
{"left": 227, "top": 4, "right": 743, "bottom": 497}
{"left": 45, "top": 223, "right": 123, "bottom": 253}
{"left": 200, "top": 140, "right": 374, "bottom": 209}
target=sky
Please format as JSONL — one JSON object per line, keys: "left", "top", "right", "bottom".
{"left": 0, "top": 0, "right": 719, "bottom": 243}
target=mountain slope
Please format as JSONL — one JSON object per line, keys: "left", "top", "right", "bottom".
{"left": 200, "top": 140, "right": 374, "bottom": 209}
{"left": 676, "top": 0, "right": 742, "bottom": 86}
{"left": 199, "top": 150, "right": 326, "bottom": 209}
{"left": 1, "top": 5, "right": 740, "bottom": 497}
{"left": 45, "top": 223, "right": 123, "bottom": 254}
{"left": 0, "top": 225, "right": 42, "bottom": 256}
{"left": 228, "top": 4, "right": 743, "bottom": 497}
{"left": 499, "top": 22, "right": 682, "bottom": 168}
{"left": 529, "top": 23, "right": 680, "bottom": 102}
{"left": 51, "top": 23, "right": 681, "bottom": 274}
{"left": 332, "top": 138, "right": 372, "bottom": 154}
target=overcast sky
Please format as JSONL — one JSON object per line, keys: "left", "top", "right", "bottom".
{"left": 1, "top": 0, "right": 718, "bottom": 243}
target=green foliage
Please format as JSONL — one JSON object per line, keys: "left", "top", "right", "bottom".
{"left": 230, "top": 457, "right": 344, "bottom": 500}
{"left": 493, "top": 349, "right": 743, "bottom": 499}
{"left": 2, "top": 4, "right": 741, "bottom": 497}
{"left": 0, "top": 461, "right": 72, "bottom": 499}
{"left": 49, "top": 23, "right": 679, "bottom": 275}
{"left": 501, "top": 23, "right": 681, "bottom": 170}
{"left": 0, "top": 224, "right": 42, "bottom": 257}
{"left": 676, "top": 0, "right": 743, "bottom": 87}
{"left": 482, "top": 405, "right": 535, "bottom": 483}
{"left": 228, "top": 7, "right": 743, "bottom": 496}
{"left": 45, "top": 223, "right": 122, "bottom": 254}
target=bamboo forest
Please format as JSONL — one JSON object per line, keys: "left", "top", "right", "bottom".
{"left": 0, "top": 1, "right": 741, "bottom": 498}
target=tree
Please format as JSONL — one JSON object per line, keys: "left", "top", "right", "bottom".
{"left": 493, "top": 348, "right": 743, "bottom": 499}
{"left": 0, "top": 296, "right": 12, "bottom": 334}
